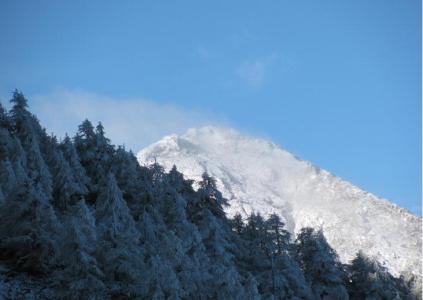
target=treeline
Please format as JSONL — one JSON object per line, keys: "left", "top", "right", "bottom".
{"left": 0, "top": 91, "right": 418, "bottom": 299}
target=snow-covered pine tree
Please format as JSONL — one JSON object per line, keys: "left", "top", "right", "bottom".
{"left": 74, "top": 119, "right": 96, "bottom": 157}
{"left": 0, "top": 159, "right": 18, "bottom": 199}
{"left": 239, "top": 213, "right": 312, "bottom": 299}
{"left": 111, "top": 146, "right": 151, "bottom": 219}
{"left": 244, "top": 274, "right": 261, "bottom": 300}
{"left": 74, "top": 119, "right": 111, "bottom": 204}
{"left": 158, "top": 166, "right": 212, "bottom": 299}
{"left": 195, "top": 203, "right": 244, "bottom": 298}
{"left": 0, "top": 186, "right": 4, "bottom": 206}
{"left": 9, "top": 90, "right": 53, "bottom": 197}
{"left": 265, "top": 214, "right": 313, "bottom": 299}
{"left": 0, "top": 116, "right": 30, "bottom": 190}
{"left": 144, "top": 255, "right": 182, "bottom": 300}
{"left": 0, "top": 102, "right": 10, "bottom": 129}
{"left": 59, "top": 135, "right": 90, "bottom": 195}
{"left": 0, "top": 181, "right": 60, "bottom": 275}
{"left": 265, "top": 214, "right": 290, "bottom": 255}
{"left": 138, "top": 164, "right": 204, "bottom": 299}
{"left": 94, "top": 122, "right": 114, "bottom": 171}
{"left": 230, "top": 213, "right": 244, "bottom": 235}
{"left": 347, "top": 251, "right": 414, "bottom": 300}
{"left": 9, "top": 139, "right": 29, "bottom": 187}
{"left": 241, "top": 213, "right": 271, "bottom": 294}
{"left": 186, "top": 170, "right": 243, "bottom": 298}
{"left": 43, "top": 136, "right": 87, "bottom": 211}
{"left": 295, "top": 227, "right": 349, "bottom": 300}
{"left": 0, "top": 102, "right": 13, "bottom": 157}
{"left": 401, "top": 271, "right": 422, "bottom": 300}
{"left": 95, "top": 172, "right": 145, "bottom": 297}
{"left": 197, "top": 172, "right": 228, "bottom": 219}
{"left": 54, "top": 199, "right": 107, "bottom": 299}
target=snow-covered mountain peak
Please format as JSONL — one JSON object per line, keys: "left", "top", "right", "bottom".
{"left": 137, "top": 126, "right": 422, "bottom": 278}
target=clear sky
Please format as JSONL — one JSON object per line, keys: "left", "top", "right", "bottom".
{"left": 0, "top": 0, "right": 421, "bottom": 215}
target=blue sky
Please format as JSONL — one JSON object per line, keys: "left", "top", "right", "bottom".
{"left": 0, "top": 0, "right": 421, "bottom": 214}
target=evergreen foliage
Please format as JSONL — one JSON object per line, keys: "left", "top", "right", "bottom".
{"left": 0, "top": 92, "right": 417, "bottom": 299}
{"left": 294, "top": 227, "right": 348, "bottom": 299}
{"left": 347, "top": 251, "right": 414, "bottom": 300}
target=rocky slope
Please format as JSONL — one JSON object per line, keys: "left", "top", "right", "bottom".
{"left": 138, "top": 126, "right": 422, "bottom": 278}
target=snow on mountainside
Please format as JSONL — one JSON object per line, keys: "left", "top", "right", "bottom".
{"left": 137, "top": 126, "right": 422, "bottom": 278}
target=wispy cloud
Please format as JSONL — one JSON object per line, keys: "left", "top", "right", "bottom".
{"left": 236, "top": 60, "right": 266, "bottom": 87}
{"left": 235, "top": 55, "right": 278, "bottom": 88}
{"left": 13, "top": 89, "right": 226, "bottom": 151}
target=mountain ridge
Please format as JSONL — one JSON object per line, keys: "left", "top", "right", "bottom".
{"left": 138, "top": 126, "right": 422, "bottom": 278}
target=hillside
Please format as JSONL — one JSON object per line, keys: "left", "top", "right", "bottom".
{"left": 0, "top": 92, "right": 418, "bottom": 299}
{"left": 138, "top": 126, "right": 422, "bottom": 280}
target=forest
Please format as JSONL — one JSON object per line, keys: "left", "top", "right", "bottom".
{"left": 0, "top": 91, "right": 418, "bottom": 299}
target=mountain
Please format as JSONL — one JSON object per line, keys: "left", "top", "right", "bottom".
{"left": 0, "top": 92, "right": 418, "bottom": 298}
{"left": 138, "top": 126, "right": 422, "bottom": 279}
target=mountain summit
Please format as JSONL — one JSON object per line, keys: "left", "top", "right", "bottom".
{"left": 138, "top": 126, "right": 422, "bottom": 279}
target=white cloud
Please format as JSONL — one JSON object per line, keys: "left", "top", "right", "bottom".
{"left": 27, "top": 89, "right": 225, "bottom": 152}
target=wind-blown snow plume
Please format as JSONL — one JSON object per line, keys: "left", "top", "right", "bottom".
{"left": 138, "top": 126, "right": 422, "bottom": 279}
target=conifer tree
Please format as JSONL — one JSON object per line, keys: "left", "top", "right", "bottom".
{"left": 111, "top": 146, "right": 149, "bottom": 217}
{"left": 74, "top": 119, "right": 99, "bottom": 200}
{"left": 347, "top": 251, "right": 414, "bottom": 300}
{"left": 95, "top": 173, "right": 144, "bottom": 296}
{"left": 0, "top": 102, "right": 13, "bottom": 162}
{"left": 144, "top": 255, "right": 182, "bottom": 300}
{"left": 94, "top": 122, "right": 114, "bottom": 171}
{"left": 0, "top": 159, "right": 17, "bottom": 198}
{"left": 0, "top": 186, "right": 4, "bottom": 206}
{"left": 401, "top": 271, "right": 422, "bottom": 300}
{"left": 0, "top": 102, "right": 10, "bottom": 129}
{"left": 264, "top": 214, "right": 313, "bottom": 299}
{"left": 55, "top": 200, "right": 106, "bottom": 299}
{"left": 198, "top": 172, "right": 228, "bottom": 219}
{"left": 9, "top": 139, "right": 29, "bottom": 187}
{"left": 244, "top": 274, "right": 261, "bottom": 300}
{"left": 60, "top": 135, "right": 90, "bottom": 195}
{"left": 230, "top": 213, "right": 245, "bottom": 235}
{"left": 9, "top": 90, "right": 53, "bottom": 197}
{"left": 157, "top": 167, "right": 212, "bottom": 298}
{"left": 51, "top": 147, "right": 86, "bottom": 210}
{"left": 295, "top": 227, "right": 348, "bottom": 299}
{"left": 265, "top": 214, "right": 290, "bottom": 255}
{"left": 0, "top": 182, "right": 60, "bottom": 275}
{"left": 198, "top": 210, "right": 245, "bottom": 299}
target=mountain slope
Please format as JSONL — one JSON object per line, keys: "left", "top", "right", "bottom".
{"left": 137, "top": 126, "right": 422, "bottom": 278}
